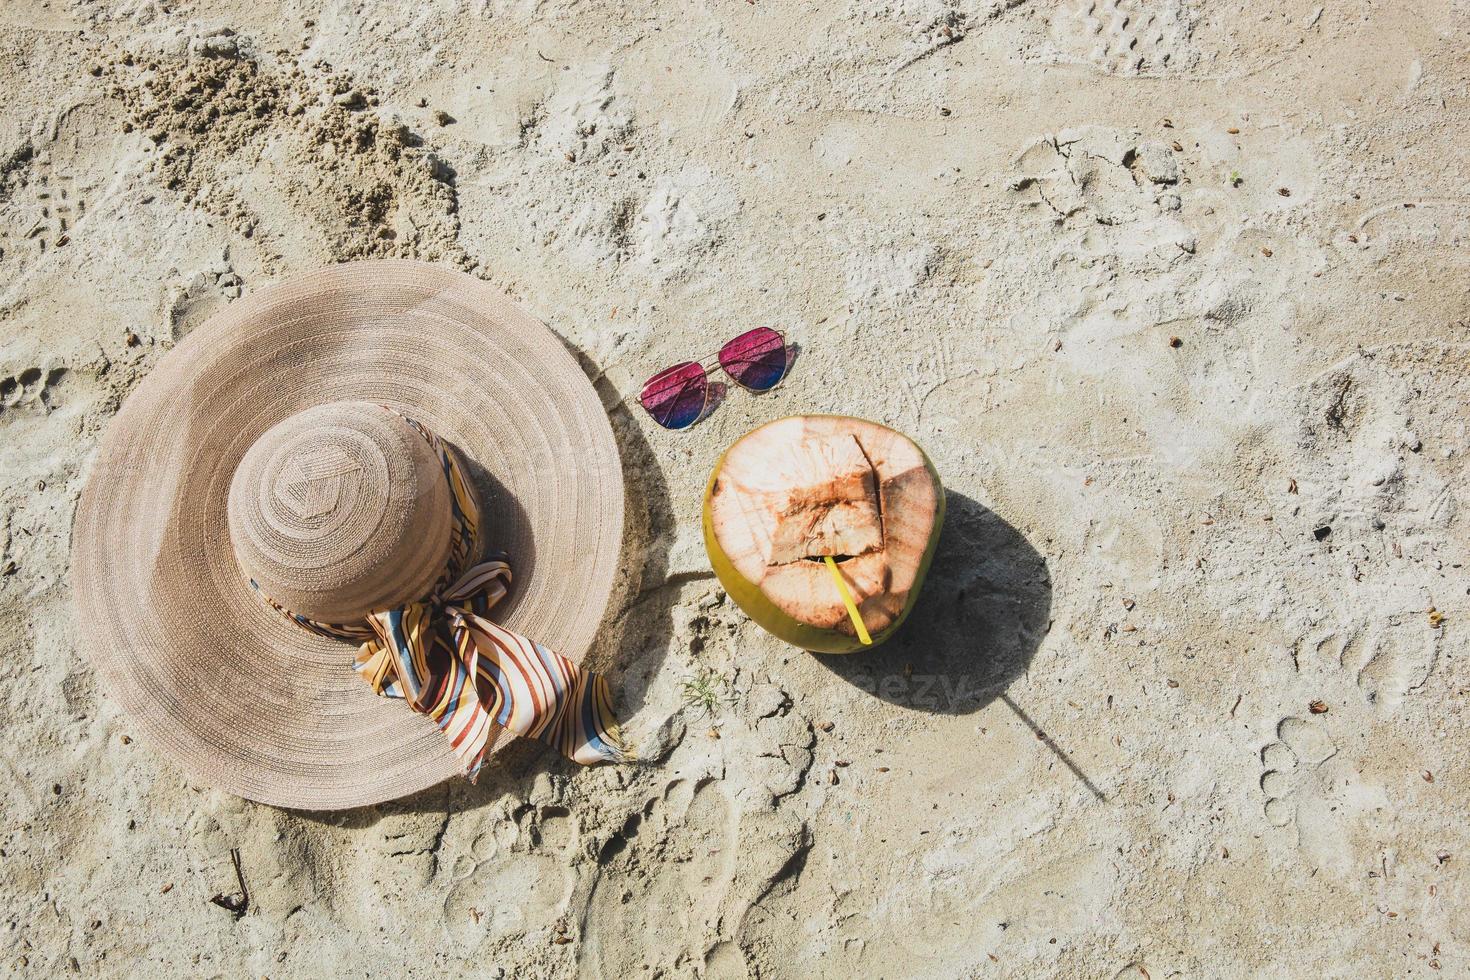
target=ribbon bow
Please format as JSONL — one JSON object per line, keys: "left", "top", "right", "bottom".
{"left": 254, "top": 411, "right": 625, "bottom": 779}
{"left": 353, "top": 555, "right": 625, "bottom": 776}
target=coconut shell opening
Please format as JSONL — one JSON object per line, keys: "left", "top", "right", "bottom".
{"left": 706, "top": 416, "right": 943, "bottom": 644}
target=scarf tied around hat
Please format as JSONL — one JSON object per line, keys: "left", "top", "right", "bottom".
{"left": 252, "top": 413, "right": 627, "bottom": 779}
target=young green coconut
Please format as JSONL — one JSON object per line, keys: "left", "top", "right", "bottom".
{"left": 702, "top": 416, "right": 945, "bottom": 653}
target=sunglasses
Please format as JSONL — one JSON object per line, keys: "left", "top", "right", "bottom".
{"left": 639, "top": 327, "right": 789, "bottom": 430}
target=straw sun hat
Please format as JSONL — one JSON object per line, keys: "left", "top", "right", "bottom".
{"left": 72, "top": 261, "right": 626, "bottom": 810}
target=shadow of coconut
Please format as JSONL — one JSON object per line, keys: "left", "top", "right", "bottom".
{"left": 810, "top": 491, "right": 1052, "bottom": 717}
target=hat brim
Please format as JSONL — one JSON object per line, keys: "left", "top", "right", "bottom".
{"left": 71, "top": 261, "right": 625, "bottom": 809}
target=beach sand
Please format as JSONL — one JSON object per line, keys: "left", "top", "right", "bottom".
{"left": 2, "top": 1, "right": 1467, "bottom": 976}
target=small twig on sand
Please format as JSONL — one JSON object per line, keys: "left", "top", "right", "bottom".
{"left": 209, "top": 848, "right": 249, "bottom": 919}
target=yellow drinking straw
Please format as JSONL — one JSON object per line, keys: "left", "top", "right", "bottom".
{"left": 823, "top": 556, "right": 872, "bottom": 645}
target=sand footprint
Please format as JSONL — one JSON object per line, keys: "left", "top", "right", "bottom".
{"left": 1011, "top": 128, "right": 1179, "bottom": 227}
{"left": 0, "top": 363, "right": 70, "bottom": 417}
{"left": 1035, "top": 0, "right": 1322, "bottom": 80}
{"left": 1353, "top": 198, "right": 1470, "bottom": 249}
{"left": 1258, "top": 713, "right": 1391, "bottom": 873}
{"left": 1303, "top": 621, "right": 1439, "bottom": 715}
{"left": 441, "top": 806, "right": 578, "bottom": 944}
{"left": 1259, "top": 715, "right": 1337, "bottom": 828}
{"left": 1045, "top": 0, "right": 1195, "bottom": 77}
{"left": 0, "top": 102, "right": 124, "bottom": 301}
{"left": 0, "top": 175, "right": 82, "bottom": 280}
{"left": 582, "top": 777, "right": 738, "bottom": 974}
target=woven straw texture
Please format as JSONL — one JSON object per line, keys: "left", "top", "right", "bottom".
{"left": 71, "top": 261, "right": 624, "bottom": 810}
{"left": 228, "top": 401, "right": 457, "bottom": 624}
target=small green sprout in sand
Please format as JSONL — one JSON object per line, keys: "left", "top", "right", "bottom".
{"left": 681, "top": 670, "right": 734, "bottom": 717}
{"left": 1229, "top": 171, "right": 1244, "bottom": 187}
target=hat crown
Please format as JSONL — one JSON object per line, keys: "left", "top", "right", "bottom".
{"left": 227, "top": 401, "right": 454, "bottom": 623}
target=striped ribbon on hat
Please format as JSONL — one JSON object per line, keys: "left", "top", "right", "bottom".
{"left": 252, "top": 414, "right": 626, "bottom": 779}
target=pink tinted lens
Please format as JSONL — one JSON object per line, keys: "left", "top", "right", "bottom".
{"left": 639, "top": 361, "right": 708, "bottom": 429}
{"left": 717, "top": 327, "right": 787, "bottom": 392}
